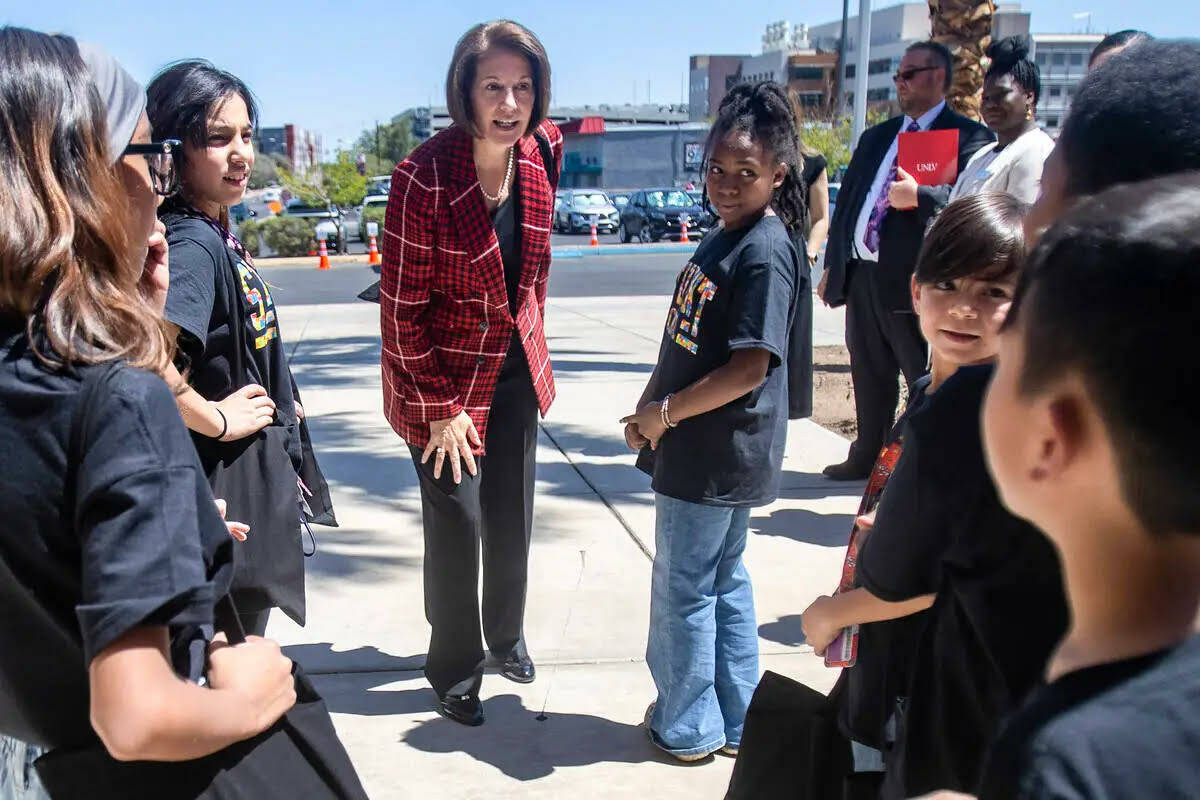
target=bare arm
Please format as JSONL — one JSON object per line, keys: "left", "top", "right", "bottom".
{"left": 802, "top": 588, "right": 936, "bottom": 655}
{"left": 88, "top": 627, "right": 295, "bottom": 762}
{"left": 806, "top": 170, "right": 831, "bottom": 263}
{"left": 622, "top": 349, "right": 771, "bottom": 448}
{"left": 166, "top": 360, "right": 275, "bottom": 441}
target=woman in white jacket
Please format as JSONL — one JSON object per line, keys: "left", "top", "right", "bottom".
{"left": 951, "top": 36, "right": 1054, "bottom": 204}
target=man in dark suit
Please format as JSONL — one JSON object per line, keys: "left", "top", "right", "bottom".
{"left": 818, "top": 41, "right": 994, "bottom": 480}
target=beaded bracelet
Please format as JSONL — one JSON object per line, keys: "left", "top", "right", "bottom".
{"left": 661, "top": 394, "right": 679, "bottom": 429}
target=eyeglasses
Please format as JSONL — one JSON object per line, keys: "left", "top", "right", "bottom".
{"left": 121, "top": 139, "right": 181, "bottom": 197}
{"left": 892, "top": 65, "right": 941, "bottom": 84}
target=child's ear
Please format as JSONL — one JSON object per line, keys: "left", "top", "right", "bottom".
{"left": 1033, "top": 392, "right": 1086, "bottom": 483}
{"left": 910, "top": 274, "right": 923, "bottom": 315}
{"left": 773, "top": 161, "right": 788, "bottom": 191}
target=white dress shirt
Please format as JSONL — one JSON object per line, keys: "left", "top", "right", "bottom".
{"left": 853, "top": 100, "right": 947, "bottom": 262}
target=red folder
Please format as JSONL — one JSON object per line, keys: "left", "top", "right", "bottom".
{"left": 898, "top": 128, "right": 960, "bottom": 186}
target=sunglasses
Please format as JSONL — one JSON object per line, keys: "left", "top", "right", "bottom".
{"left": 121, "top": 139, "right": 181, "bottom": 197}
{"left": 892, "top": 65, "right": 941, "bottom": 84}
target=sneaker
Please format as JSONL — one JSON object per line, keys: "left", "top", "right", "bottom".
{"left": 643, "top": 702, "right": 719, "bottom": 763}
{"left": 720, "top": 744, "right": 739, "bottom": 756}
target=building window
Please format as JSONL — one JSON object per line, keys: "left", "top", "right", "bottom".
{"left": 789, "top": 66, "right": 825, "bottom": 81}
{"left": 1047, "top": 116, "right": 1060, "bottom": 128}
{"left": 868, "top": 58, "right": 893, "bottom": 75}
{"left": 1069, "top": 52, "right": 1084, "bottom": 66}
{"left": 1036, "top": 52, "right": 1047, "bottom": 66}
{"left": 845, "top": 64, "right": 856, "bottom": 79}
{"left": 1052, "top": 53, "right": 1065, "bottom": 66}
{"left": 867, "top": 87, "right": 891, "bottom": 101}
{"left": 1049, "top": 86, "right": 1062, "bottom": 98}
{"left": 796, "top": 92, "right": 824, "bottom": 107}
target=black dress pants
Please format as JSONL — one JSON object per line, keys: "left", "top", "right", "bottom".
{"left": 844, "top": 260, "right": 928, "bottom": 466}
{"left": 408, "top": 339, "right": 538, "bottom": 698}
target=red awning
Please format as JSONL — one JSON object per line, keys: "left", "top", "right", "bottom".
{"left": 559, "top": 116, "right": 606, "bottom": 135}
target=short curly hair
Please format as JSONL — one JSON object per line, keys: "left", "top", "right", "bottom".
{"left": 1059, "top": 40, "right": 1200, "bottom": 198}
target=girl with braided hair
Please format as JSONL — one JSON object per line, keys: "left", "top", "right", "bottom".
{"left": 950, "top": 35, "right": 1054, "bottom": 204}
{"left": 621, "top": 81, "right": 803, "bottom": 762}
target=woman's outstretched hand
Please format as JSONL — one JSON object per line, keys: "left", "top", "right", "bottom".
{"left": 424, "top": 411, "right": 481, "bottom": 484}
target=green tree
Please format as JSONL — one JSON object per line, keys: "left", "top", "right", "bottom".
{"left": 279, "top": 151, "right": 368, "bottom": 253}
{"left": 355, "top": 113, "right": 418, "bottom": 166}
{"left": 799, "top": 108, "right": 893, "bottom": 179}
{"left": 248, "top": 152, "right": 290, "bottom": 190}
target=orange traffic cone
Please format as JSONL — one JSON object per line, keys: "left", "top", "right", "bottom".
{"left": 367, "top": 233, "right": 381, "bottom": 265}
{"left": 589, "top": 221, "right": 599, "bottom": 247}
{"left": 680, "top": 215, "right": 690, "bottom": 244}
{"left": 317, "top": 236, "right": 330, "bottom": 270}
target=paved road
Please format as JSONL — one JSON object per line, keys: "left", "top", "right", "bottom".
{"left": 260, "top": 252, "right": 691, "bottom": 308}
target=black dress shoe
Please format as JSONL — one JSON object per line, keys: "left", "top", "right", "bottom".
{"left": 822, "top": 459, "right": 873, "bottom": 481}
{"left": 436, "top": 693, "right": 484, "bottom": 726}
{"left": 499, "top": 653, "right": 536, "bottom": 684}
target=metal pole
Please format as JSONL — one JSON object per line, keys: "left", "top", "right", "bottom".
{"left": 837, "top": 0, "right": 850, "bottom": 116}
{"left": 851, "top": 0, "right": 873, "bottom": 149}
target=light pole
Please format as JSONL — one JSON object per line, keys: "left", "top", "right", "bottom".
{"left": 851, "top": 0, "right": 872, "bottom": 149}
{"left": 837, "top": 0, "right": 850, "bottom": 116}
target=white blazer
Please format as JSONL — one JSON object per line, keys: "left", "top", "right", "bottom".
{"left": 950, "top": 127, "right": 1056, "bottom": 204}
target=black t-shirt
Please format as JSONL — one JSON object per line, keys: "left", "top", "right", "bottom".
{"left": 801, "top": 154, "right": 828, "bottom": 232}
{"left": 978, "top": 634, "right": 1200, "bottom": 800}
{"left": 876, "top": 365, "right": 1068, "bottom": 798}
{"left": 492, "top": 188, "right": 523, "bottom": 316}
{"left": 0, "top": 328, "right": 233, "bottom": 750}
{"left": 161, "top": 211, "right": 300, "bottom": 469}
{"left": 838, "top": 374, "right": 933, "bottom": 748}
{"left": 636, "top": 213, "right": 799, "bottom": 507}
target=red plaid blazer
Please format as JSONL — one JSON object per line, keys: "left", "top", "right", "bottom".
{"left": 380, "top": 120, "right": 563, "bottom": 451}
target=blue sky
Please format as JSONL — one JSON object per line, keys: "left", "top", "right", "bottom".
{"left": 5, "top": 0, "right": 1194, "bottom": 155}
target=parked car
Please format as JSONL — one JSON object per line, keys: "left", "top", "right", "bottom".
{"left": 260, "top": 187, "right": 282, "bottom": 204}
{"left": 284, "top": 201, "right": 341, "bottom": 250}
{"left": 828, "top": 181, "right": 840, "bottom": 218}
{"left": 346, "top": 194, "right": 389, "bottom": 241}
{"left": 609, "top": 191, "right": 631, "bottom": 211}
{"left": 554, "top": 189, "right": 620, "bottom": 234}
{"left": 619, "top": 188, "right": 712, "bottom": 243}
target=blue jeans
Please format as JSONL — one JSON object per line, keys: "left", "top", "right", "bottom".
{"left": 0, "top": 736, "right": 47, "bottom": 800}
{"left": 646, "top": 493, "right": 759, "bottom": 757}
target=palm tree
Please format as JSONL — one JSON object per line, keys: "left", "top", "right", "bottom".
{"left": 927, "top": 0, "right": 995, "bottom": 120}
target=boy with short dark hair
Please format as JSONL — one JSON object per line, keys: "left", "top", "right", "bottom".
{"left": 976, "top": 173, "right": 1200, "bottom": 798}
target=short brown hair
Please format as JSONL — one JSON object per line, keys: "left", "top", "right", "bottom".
{"left": 446, "top": 20, "right": 551, "bottom": 138}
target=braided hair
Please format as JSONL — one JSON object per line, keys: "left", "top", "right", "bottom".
{"left": 702, "top": 81, "right": 808, "bottom": 233}
{"left": 985, "top": 35, "right": 1041, "bottom": 106}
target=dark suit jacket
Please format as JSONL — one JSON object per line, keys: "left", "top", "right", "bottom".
{"left": 823, "top": 106, "right": 994, "bottom": 311}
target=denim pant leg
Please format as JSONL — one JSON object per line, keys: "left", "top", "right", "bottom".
{"left": 646, "top": 493, "right": 735, "bottom": 757}
{"left": 0, "top": 735, "right": 48, "bottom": 800}
{"left": 712, "top": 506, "right": 759, "bottom": 746}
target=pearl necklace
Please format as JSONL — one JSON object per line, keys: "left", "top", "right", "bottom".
{"left": 479, "top": 146, "right": 515, "bottom": 203}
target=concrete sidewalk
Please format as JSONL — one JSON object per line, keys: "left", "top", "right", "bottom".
{"left": 268, "top": 294, "right": 861, "bottom": 799}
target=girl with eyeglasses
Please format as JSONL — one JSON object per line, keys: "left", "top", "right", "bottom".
{"left": 147, "top": 61, "right": 334, "bottom": 638}
{"left": 0, "top": 29, "right": 297, "bottom": 797}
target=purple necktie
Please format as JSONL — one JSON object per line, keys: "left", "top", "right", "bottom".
{"left": 863, "top": 120, "right": 921, "bottom": 254}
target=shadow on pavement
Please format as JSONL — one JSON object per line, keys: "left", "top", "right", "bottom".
{"left": 403, "top": 694, "right": 669, "bottom": 780}
{"left": 750, "top": 507, "right": 854, "bottom": 547}
{"left": 284, "top": 642, "right": 425, "bottom": 675}
{"left": 758, "top": 614, "right": 808, "bottom": 648}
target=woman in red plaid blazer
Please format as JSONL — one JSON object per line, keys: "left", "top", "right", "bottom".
{"left": 378, "top": 20, "right": 562, "bottom": 727}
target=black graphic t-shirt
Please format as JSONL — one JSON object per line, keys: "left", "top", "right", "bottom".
{"left": 637, "top": 213, "right": 799, "bottom": 506}
{"left": 162, "top": 212, "right": 300, "bottom": 470}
